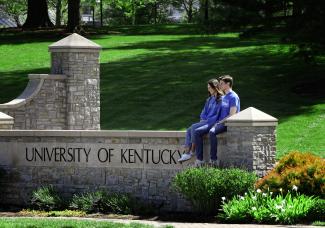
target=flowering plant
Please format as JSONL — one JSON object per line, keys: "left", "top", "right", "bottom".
{"left": 218, "top": 186, "right": 317, "bottom": 224}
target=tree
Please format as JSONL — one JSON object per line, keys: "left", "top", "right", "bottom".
{"left": 56, "top": 0, "right": 62, "bottom": 26}
{"left": 23, "top": 0, "right": 53, "bottom": 28}
{"left": 48, "top": 0, "right": 68, "bottom": 26}
{"left": 108, "top": 0, "right": 153, "bottom": 25}
{"left": 0, "top": 0, "right": 27, "bottom": 27}
{"left": 67, "top": 0, "right": 80, "bottom": 32}
{"left": 173, "top": 0, "right": 199, "bottom": 23}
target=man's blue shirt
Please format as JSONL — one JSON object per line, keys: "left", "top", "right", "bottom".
{"left": 218, "top": 90, "right": 240, "bottom": 121}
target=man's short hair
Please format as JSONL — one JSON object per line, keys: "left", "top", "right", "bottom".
{"left": 220, "top": 75, "right": 233, "bottom": 88}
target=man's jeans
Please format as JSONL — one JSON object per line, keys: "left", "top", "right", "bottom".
{"left": 193, "top": 122, "right": 214, "bottom": 160}
{"left": 209, "top": 124, "right": 227, "bottom": 161}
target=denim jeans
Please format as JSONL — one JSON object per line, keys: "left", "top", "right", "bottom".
{"left": 193, "top": 123, "right": 213, "bottom": 161}
{"left": 209, "top": 124, "right": 227, "bottom": 161}
{"left": 184, "top": 121, "right": 209, "bottom": 148}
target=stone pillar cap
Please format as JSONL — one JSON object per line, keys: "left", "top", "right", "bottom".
{"left": 225, "top": 107, "right": 278, "bottom": 126}
{"left": 49, "top": 33, "right": 101, "bottom": 52}
{"left": 0, "top": 112, "right": 14, "bottom": 121}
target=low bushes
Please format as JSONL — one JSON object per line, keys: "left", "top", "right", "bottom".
{"left": 218, "top": 151, "right": 325, "bottom": 224}
{"left": 30, "top": 186, "right": 64, "bottom": 211}
{"left": 70, "top": 191, "right": 134, "bottom": 214}
{"left": 256, "top": 152, "right": 325, "bottom": 198}
{"left": 30, "top": 187, "right": 134, "bottom": 215}
{"left": 307, "top": 198, "right": 325, "bottom": 222}
{"left": 172, "top": 167, "right": 257, "bottom": 214}
{"left": 218, "top": 188, "right": 317, "bottom": 224}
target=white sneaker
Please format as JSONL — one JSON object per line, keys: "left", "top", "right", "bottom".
{"left": 194, "top": 159, "right": 205, "bottom": 167}
{"left": 178, "top": 152, "right": 193, "bottom": 162}
{"left": 209, "top": 159, "right": 220, "bottom": 167}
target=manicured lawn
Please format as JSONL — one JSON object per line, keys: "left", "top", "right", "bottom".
{"left": 0, "top": 25, "right": 324, "bottom": 159}
{"left": 0, "top": 217, "right": 154, "bottom": 228}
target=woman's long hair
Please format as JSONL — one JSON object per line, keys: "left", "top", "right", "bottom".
{"left": 207, "top": 79, "right": 224, "bottom": 102}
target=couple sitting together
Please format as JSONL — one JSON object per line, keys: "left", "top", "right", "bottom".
{"left": 178, "top": 75, "right": 240, "bottom": 166}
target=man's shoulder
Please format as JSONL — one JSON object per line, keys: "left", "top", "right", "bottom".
{"left": 230, "top": 90, "right": 240, "bottom": 99}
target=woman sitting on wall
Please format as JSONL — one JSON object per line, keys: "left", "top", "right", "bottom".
{"left": 178, "top": 79, "right": 223, "bottom": 162}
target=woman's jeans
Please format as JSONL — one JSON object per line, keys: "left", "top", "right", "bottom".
{"left": 184, "top": 121, "right": 209, "bottom": 149}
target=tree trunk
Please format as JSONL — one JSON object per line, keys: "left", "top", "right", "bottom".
{"left": 154, "top": 2, "right": 158, "bottom": 24}
{"left": 204, "top": 0, "right": 209, "bottom": 23}
{"left": 23, "top": 0, "right": 53, "bottom": 28}
{"left": 14, "top": 15, "right": 21, "bottom": 27}
{"left": 291, "top": 0, "right": 303, "bottom": 29}
{"left": 132, "top": 1, "right": 136, "bottom": 25}
{"left": 92, "top": 6, "right": 95, "bottom": 26}
{"left": 56, "top": 0, "right": 62, "bottom": 26}
{"left": 187, "top": 0, "right": 193, "bottom": 23}
{"left": 67, "top": 0, "right": 80, "bottom": 33}
{"left": 100, "top": 0, "right": 103, "bottom": 26}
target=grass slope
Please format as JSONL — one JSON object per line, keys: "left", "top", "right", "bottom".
{"left": 0, "top": 25, "right": 324, "bottom": 158}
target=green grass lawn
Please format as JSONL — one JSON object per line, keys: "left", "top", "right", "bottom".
{"left": 0, "top": 25, "right": 324, "bottom": 159}
{"left": 0, "top": 217, "right": 154, "bottom": 228}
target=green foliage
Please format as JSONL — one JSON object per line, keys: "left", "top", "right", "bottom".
{"left": 218, "top": 190, "right": 317, "bottom": 224}
{"left": 256, "top": 152, "right": 325, "bottom": 198}
{"left": 70, "top": 190, "right": 134, "bottom": 214}
{"left": 30, "top": 186, "right": 64, "bottom": 211}
{"left": 313, "top": 221, "right": 325, "bottom": 226}
{"left": 307, "top": 199, "right": 325, "bottom": 222}
{"left": 172, "top": 167, "right": 257, "bottom": 214}
{"left": 0, "top": 0, "right": 27, "bottom": 26}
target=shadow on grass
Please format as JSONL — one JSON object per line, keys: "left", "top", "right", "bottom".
{"left": 0, "top": 24, "right": 207, "bottom": 45}
{"left": 102, "top": 35, "right": 279, "bottom": 52}
{"left": 100, "top": 47, "right": 325, "bottom": 130}
{"left": 0, "top": 30, "right": 324, "bottom": 132}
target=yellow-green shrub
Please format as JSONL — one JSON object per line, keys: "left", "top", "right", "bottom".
{"left": 256, "top": 152, "right": 325, "bottom": 198}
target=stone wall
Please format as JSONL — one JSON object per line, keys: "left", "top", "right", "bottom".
{"left": 0, "top": 130, "right": 192, "bottom": 212}
{"left": 49, "top": 33, "right": 101, "bottom": 130}
{"left": 219, "top": 126, "right": 276, "bottom": 177}
{"left": 0, "top": 75, "right": 67, "bottom": 130}
{"left": 50, "top": 51, "right": 100, "bottom": 130}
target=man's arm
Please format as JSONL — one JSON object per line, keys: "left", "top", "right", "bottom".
{"left": 217, "top": 106, "right": 237, "bottom": 124}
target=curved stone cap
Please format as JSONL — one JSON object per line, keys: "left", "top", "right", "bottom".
{"left": 49, "top": 33, "right": 101, "bottom": 52}
{"left": 225, "top": 107, "right": 278, "bottom": 127}
{"left": 0, "top": 74, "right": 66, "bottom": 109}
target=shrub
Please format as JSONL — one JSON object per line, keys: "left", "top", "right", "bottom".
{"left": 172, "top": 167, "right": 257, "bottom": 214}
{"left": 70, "top": 191, "right": 103, "bottom": 213}
{"left": 256, "top": 152, "right": 325, "bottom": 198}
{"left": 218, "top": 189, "right": 317, "bottom": 224}
{"left": 30, "top": 186, "right": 63, "bottom": 211}
{"left": 70, "top": 190, "right": 134, "bottom": 214}
{"left": 307, "top": 198, "right": 325, "bottom": 222}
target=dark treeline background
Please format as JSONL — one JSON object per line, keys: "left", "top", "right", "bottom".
{"left": 0, "top": 0, "right": 325, "bottom": 45}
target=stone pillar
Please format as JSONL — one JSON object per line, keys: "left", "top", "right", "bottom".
{"left": 222, "top": 107, "right": 278, "bottom": 177}
{"left": 0, "top": 112, "right": 14, "bottom": 129}
{"left": 49, "top": 33, "right": 101, "bottom": 130}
